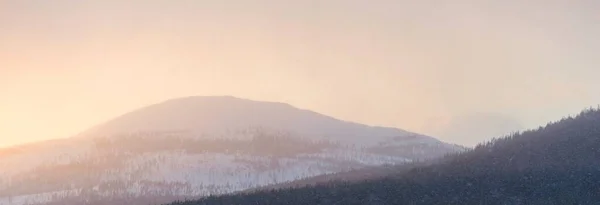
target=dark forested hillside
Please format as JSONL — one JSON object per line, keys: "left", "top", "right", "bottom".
{"left": 167, "top": 108, "right": 600, "bottom": 205}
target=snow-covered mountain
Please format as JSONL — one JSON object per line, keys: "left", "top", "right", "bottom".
{"left": 0, "top": 96, "right": 463, "bottom": 205}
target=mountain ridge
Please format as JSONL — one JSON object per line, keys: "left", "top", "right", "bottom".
{"left": 0, "top": 96, "right": 460, "bottom": 205}
{"left": 75, "top": 96, "right": 445, "bottom": 148}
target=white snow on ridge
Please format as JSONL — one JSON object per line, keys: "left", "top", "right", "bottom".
{"left": 0, "top": 148, "right": 412, "bottom": 205}
{"left": 0, "top": 96, "right": 459, "bottom": 205}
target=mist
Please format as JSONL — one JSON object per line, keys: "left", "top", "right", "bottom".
{"left": 1, "top": 0, "right": 599, "bottom": 147}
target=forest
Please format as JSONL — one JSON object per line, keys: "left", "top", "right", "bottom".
{"left": 167, "top": 108, "right": 600, "bottom": 205}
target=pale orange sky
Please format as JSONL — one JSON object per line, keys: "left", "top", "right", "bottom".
{"left": 1, "top": 0, "right": 599, "bottom": 147}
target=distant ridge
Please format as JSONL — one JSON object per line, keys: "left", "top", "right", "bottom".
{"left": 77, "top": 96, "right": 435, "bottom": 146}
{"left": 0, "top": 96, "right": 460, "bottom": 205}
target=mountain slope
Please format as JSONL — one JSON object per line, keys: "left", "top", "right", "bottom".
{"left": 0, "top": 96, "right": 461, "bottom": 205}
{"left": 168, "top": 107, "right": 600, "bottom": 205}
{"left": 81, "top": 96, "right": 436, "bottom": 146}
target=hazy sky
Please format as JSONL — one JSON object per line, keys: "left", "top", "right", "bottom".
{"left": 1, "top": 0, "right": 599, "bottom": 147}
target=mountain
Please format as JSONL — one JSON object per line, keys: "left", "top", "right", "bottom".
{"left": 0, "top": 96, "right": 462, "bottom": 205}
{"left": 168, "top": 107, "right": 600, "bottom": 205}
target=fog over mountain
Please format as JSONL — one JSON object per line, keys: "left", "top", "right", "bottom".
{"left": 0, "top": 96, "right": 462, "bottom": 205}
{"left": 2, "top": 0, "right": 599, "bottom": 148}
{"left": 424, "top": 112, "right": 525, "bottom": 146}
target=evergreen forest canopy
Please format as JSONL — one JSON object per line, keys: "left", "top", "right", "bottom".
{"left": 167, "top": 107, "right": 600, "bottom": 205}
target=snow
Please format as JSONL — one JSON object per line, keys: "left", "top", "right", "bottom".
{"left": 0, "top": 96, "right": 455, "bottom": 205}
